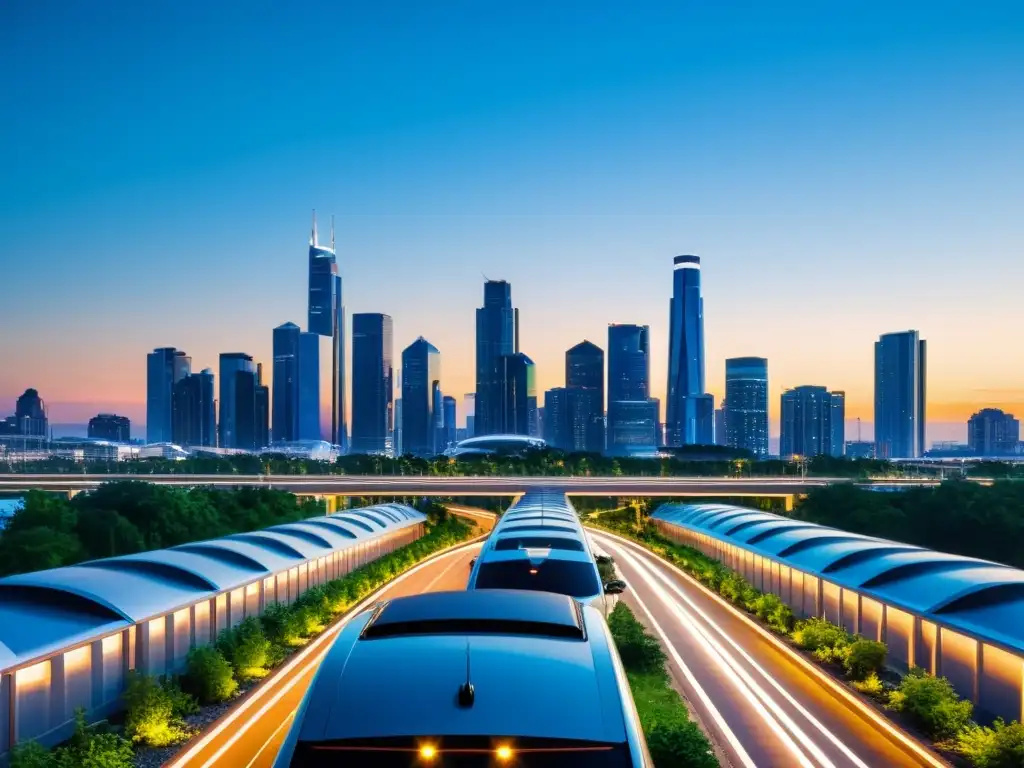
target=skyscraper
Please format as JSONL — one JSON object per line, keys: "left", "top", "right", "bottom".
{"left": 607, "top": 324, "right": 658, "bottom": 453}
{"left": 874, "top": 330, "right": 927, "bottom": 459}
{"left": 272, "top": 323, "right": 300, "bottom": 443}
{"left": 147, "top": 347, "right": 190, "bottom": 443}
{"left": 566, "top": 340, "right": 605, "bottom": 452}
{"left": 967, "top": 409, "right": 1019, "bottom": 456}
{"left": 14, "top": 388, "right": 48, "bottom": 437}
{"left": 475, "top": 280, "right": 517, "bottom": 436}
{"left": 543, "top": 387, "right": 570, "bottom": 450}
{"left": 401, "top": 337, "right": 441, "bottom": 456}
{"left": 219, "top": 353, "right": 256, "bottom": 448}
{"left": 500, "top": 353, "right": 537, "bottom": 436}
{"left": 351, "top": 313, "right": 394, "bottom": 454}
{"left": 830, "top": 391, "right": 846, "bottom": 457}
{"left": 235, "top": 363, "right": 269, "bottom": 452}
{"left": 297, "top": 331, "right": 321, "bottom": 441}
{"left": 780, "top": 385, "right": 839, "bottom": 459}
{"left": 666, "top": 254, "right": 714, "bottom": 446}
{"left": 464, "top": 393, "right": 476, "bottom": 438}
{"left": 172, "top": 369, "right": 215, "bottom": 447}
{"left": 307, "top": 212, "right": 347, "bottom": 450}
{"left": 443, "top": 395, "right": 457, "bottom": 452}
{"left": 714, "top": 406, "right": 726, "bottom": 446}
{"left": 724, "top": 357, "right": 769, "bottom": 458}
{"left": 88, "top": 414, "right": 130, "bottom": 442}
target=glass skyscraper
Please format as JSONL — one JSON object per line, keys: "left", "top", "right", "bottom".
{"left": 172, "top": 369, "right": 215, "bottom": 447}
{"left": 566, "top": 340, "right": 605, "bottom": 453}
{"left": 724, "top": 357, "right": 769, "bottom": 458}
{"left": 607, "top": 324, "right": 658, "bottom": 454}
{"left": 351, "top": 313, "right": 394, "bottom": 455}
{"left": 147, "top": 347, "right": 191, "bottom": 443}
{"left": 666, "top": 254, "right": 714, "bottom": 446}
{"left": 543, "top": 387, "right": 570, "bottom": 450}
{"left": 780, "top": 385, "right": 840, "bottom": 459}
{"left": 499, "top": 352, "right": 536, "bottom": 436}
{"left": 307, "top": 213, "right": 347, "bottom": 450}
{"left": 401, "top": 337, "right": 441, "bottom": 456}
{"left": 475, "top": 280, "right": 517, "bottom": 436}
{"left": 443, "top": 395, "right": 457, "bottom": 452}
{"left": 235, "top": 363, "right": 269, "bottom": 451}
{"left": 830, "top": 391, "right": 846, "bottom": 457}
{"left": 874, "top": 330, "right": 926, "bottom": 459}
{"left": 297, "top": 331, "right": 321, "bottom": 441}
{"left": 272, "top": 323, "right": 300, "bottom": 443}
{"left": 218, "top": 352, "right": 255, "bottom": 448}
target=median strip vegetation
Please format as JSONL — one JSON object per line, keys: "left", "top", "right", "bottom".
{"left": 10, "top": 515, "right": 474, "bottom": 768}
{"left": 590, "top": 506, "right": 1024, "bottom": 767}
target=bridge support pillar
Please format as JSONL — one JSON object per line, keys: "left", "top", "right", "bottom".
{"left": 783, "top": 495, "right": 795, "bottom": 512}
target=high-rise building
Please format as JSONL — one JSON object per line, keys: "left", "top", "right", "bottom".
{"left": 566, "top": 340, "right": 605, "bottom": 453}
{"left": 172, "top": 369, "right": 215, "bottom": 447}
{"left": 607, "top": 324, "right": 658, "bottom": 453}
{"left": 666, "top": 255, "right": 714, "bottom": 446}
{"left": 475, "top": 280, "right": 517, "bottom": 437}
{"left": 14, "top": 388, "right": 48, "bottom": 437}
{"left": 394, "top": 397, "right": 403, "bottom": 456}
{"left": 307, "top": 212, "right": 347, "bottom": 450}
{"left": 219, "top": 353, "right": 256, "bottom": 448}
{"left": 543, "top": 387, "right": 570, "bottom": 450}
{"left": 830, "top": 391, "right": 846, "bottom": 457}
{"left": 401, "top": 337, "right": 441, "bottom": 456}
{"left": 297, "top": 331, "right": 321, "bottom": 441}
{"left": 724, "top": 357, "right": 769, "bottom": 458}
{"left": 463, "top": 393, "right": 476, "bottom": 438}
{"left": 351, "top": 313, "right": 394, "bottom": 454}
{"left": 874, "top": 330, "right": 927, "bottom": 459}
{"left": 714, "top": 406, "right": 726, "bottom": 446}
{"left": 272, "top": 323, "right": 300, "bottom": 443}
{"left": 443, "top": 395, "right": 457, "bottom": 452}
{"left": 780, "top": 385, "right": 842, "bottom": 459}
{"left": 967, "top": 409, "right": 1020, "bottom": 456}
{"left": 147, "top": 347, "right": 191, "bottom": 443}
{"left": 235, "top": 363, "right": 269, "bottom": 452}
{"left": 88, "top": 414, "right": 130, "bottom": 442}
{"left": 499, "top": 353, "right": 537, "bottom": 436}
{"left": 432, "top": 384, "right": 444, "bottom": 453}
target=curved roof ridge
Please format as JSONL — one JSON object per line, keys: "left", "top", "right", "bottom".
{"left": 934, "top": 580, "right": 1024, "bottom": 615}
{"left": 81, "top": 558, "right": 218, "bottom": 591}
{"left": 227, "top": 531, "right": 316, "bottom": 559}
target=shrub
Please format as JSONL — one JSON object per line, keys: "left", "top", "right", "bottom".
{"left": 608, "top": 603, "right": 665, "bottom": 674}
{"left": 791, "top": 617, "right": 851, "bottom": 652}
{"left": 851, "top": 672, "right": 885, "bottom": 699}
{"left": 953, "top": 719, "right": 1024, "bottom": 767}
{"left": 10, "top": 741, "right": 55, "bottom": 768}
{"left": 717, "top": 571, "right": 747, "bottom": 603}
{"left": 292, "top": 603, "right": 326, "bottom": 637}
{"left": 844, "top": 639, "right": 887, "bottom": 681}
{"left": 184, "top": 646, "right": 238, "bottom": 705}
{"left": 629, "top": 673, "right": 718, "bottom": 768}
{"left": 57, "top": 710, "right": 135, "bottom": 768}
{"left": 751, "top": 593, "right": 794, "bottom": 633}
{"left": 123, "top": 673, "right": 192, "bottom": 747}
{"left": 261, "top": 602, "right": 305, "bottom": 647}
{"left": 887, "top": 667, "right": 974, "bottom": 739}
{"left": 218, "top": 617, "right": 272, "bottom": 681}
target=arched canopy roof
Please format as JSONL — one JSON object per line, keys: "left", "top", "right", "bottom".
{"left": 653, "top": 502, "right": 1024, "bottom": 654}
{"left": 0, "top": 502, "right": 425, "bottom": 672}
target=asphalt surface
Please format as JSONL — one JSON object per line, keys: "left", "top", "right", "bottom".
{"left": 590, "top": 530, "right": 945, "bottom": 768}
{"left": 164, "top": 542, "right": 481, "bottom": 768}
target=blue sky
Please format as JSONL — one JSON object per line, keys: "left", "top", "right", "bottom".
{"left": 1, "top": 1, "right": 1022, "bottom": 440}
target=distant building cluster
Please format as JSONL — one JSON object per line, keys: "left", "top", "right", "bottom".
{"left": 13, "top": 221, "right": 1022, "bottom": 463}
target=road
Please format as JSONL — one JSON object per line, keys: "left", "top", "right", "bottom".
{"left": 164, "top": 542, "right": 481, "bottom": 768}
{"left": 590, "top": 530, "right": 945, "bottom": 768}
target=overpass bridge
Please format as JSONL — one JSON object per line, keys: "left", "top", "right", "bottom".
{"left": 0, "top": 473, "right": 945, "bottom": 511}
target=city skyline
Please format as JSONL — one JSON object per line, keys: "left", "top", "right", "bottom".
{"left": 3, "top": 4, "right": 1022, "bottom": 443}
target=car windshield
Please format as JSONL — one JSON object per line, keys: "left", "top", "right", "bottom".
{"left": 474, "top": 559, "right": 601, "bottom": 598}
{"left": 494, "top": 536, "right": 585, "bottom": 551}
{"left": 288, "top": 737, "right": 633, "bottom": 767}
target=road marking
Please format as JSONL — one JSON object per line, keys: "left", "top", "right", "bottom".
{"left": 244, "top": 710, "right": 295, "bottom": 768}
{"left": 421, "top": 549, "right": 474, "bottom": 593}
{"left": 164, "top": 539, "right": 484, "bottom": 768}
{"left": 594, "top": 529, "right": 948, "bottom": 768}
{"left": 604, "top": 538, "right": 819, "bottom": 768}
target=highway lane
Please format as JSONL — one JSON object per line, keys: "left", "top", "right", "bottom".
{"left": 590, "top": 530, "right": 945, "bottom": 768}
{"left": 164, "top": 542, "right": 481, "bottom": 768}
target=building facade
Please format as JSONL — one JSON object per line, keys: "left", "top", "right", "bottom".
{"left": 351, "top": 313, "right": 394, "bottom": 454}
{"left": 830, "top": 391, "right": 846, "bottom": 457}
{"left": 463, "top": 393, "right": 476, "bottom": 438}
{"left": 87, "top": 414, "right": 130, "bottom": 442}
{"left": 272, "top": 323, "right": 300, "bottom": 444}
{"left": 474, "top": 280, "right": 517, "bottom": 437}
{"left": 14, "top": 389, "right": 48, "bottom": 437}
{"left": 665, "top": 254, "right": 714, "bottom": 446}
{"left": 499, "top": 352, "right": 536, "bottom": 436}
{"left": 442, "top": 395, "right": 457, "bottom": 453}
{"left": 874, "top": 330, "right": 927, "bottom": 459}
{"left": 779, "top": 385, "right": 841, "bottom": 459}
{"left": 607, "top": 324, "right": 658, "bottom": 454}
{"left": 967, "top": 409, "right": 1020, "bottom": 456}
{"left": 234, "top": 363, "right": 269, "bottom": 451}
{"left": 146, "top": 347, "right": 190, "bottom": 443}
{"left": 724, "top": 357, "right": 769, "bottom": 458}
{"left": 401, "top": 337, "right": 441, "bottom": 456}
{"left": 297, "top": 332, "right": 321, "bottom": 441}
{"left": 218, "top": 353, "right": 256, "bottom": 448}
{"left": 171, "top": 369, "right": 215, "bottom": 447}
{"left": 307, "top": 213, "right": 347, "bottom": 450}
{"left": 566, "top": 340, "right": 605, "bottom": 452}
{"left": 543, "top": 387, "right": 570, "bottom": 450}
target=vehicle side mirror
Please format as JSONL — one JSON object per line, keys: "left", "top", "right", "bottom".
{"left": 604, "top": 579, "right": 627, "bottom": 595}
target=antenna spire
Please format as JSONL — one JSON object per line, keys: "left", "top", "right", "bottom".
{"left": 311, "top": 209, "right": 318, "bottom": 247}
{"left": 458, "top": 641, "right": 475, "bottom": 708}
{"left": 330, "top": 214, "right": 335, "bottom": 250}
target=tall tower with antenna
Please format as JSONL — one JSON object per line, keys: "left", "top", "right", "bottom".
{"left": 307, "top": 210, "right": 348, "bottom": 451}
